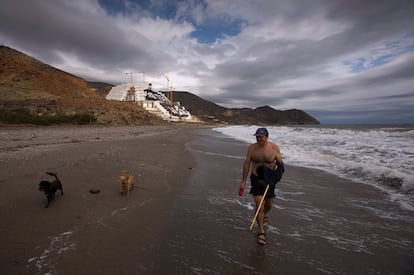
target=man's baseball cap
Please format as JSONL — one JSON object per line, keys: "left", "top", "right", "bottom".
{"left": 254, "top": 127, "right": 269, "bottom": 136}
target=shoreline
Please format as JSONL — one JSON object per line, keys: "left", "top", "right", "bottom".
{"left": 0, "top": 126, "right": 413, "bottom": 274}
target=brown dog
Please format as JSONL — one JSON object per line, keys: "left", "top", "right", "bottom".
{"left": 119, "top": 170, "right": 134, "bottom": 196}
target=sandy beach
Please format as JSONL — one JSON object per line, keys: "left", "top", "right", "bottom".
{"left": 0, "top": 124, "right": 197, "bottom": 274}
{"left": 0, "top": 126, "right": 413, "bottom": 274}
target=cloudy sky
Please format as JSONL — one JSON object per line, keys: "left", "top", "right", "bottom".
{"left": 1, "top": 0, "right": 414, "bottom": 124}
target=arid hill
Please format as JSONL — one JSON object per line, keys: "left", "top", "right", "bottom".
{"left": 1, "top": 45, "right": 319, "bottom": 126}
{"left": 170, "top": 91, "right": 319, "bottom": 125}
{"left": 0, "top": 46, "right": 164, "bottom": 125}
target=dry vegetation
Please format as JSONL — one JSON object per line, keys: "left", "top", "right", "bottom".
{"left": 0, "top": 46, "right": 166, "bottom": 126}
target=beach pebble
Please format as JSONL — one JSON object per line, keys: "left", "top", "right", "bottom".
{"left": 89, "top": 188, "right": 100, "bottom": 194}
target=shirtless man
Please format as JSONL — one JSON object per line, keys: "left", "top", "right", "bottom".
{"left": 239, "top": 127, "right": 283, "bottom": 245}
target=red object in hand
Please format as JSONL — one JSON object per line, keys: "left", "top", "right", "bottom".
{"left": 238, "top": 187, "right": 245, "bottom": 196}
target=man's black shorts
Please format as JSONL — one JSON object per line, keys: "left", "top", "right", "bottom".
{"left": 249, "top": 164, "right": 284, "bottom": 198}
{"left": 249, "top": 173, "right": 276, "bottom": 198}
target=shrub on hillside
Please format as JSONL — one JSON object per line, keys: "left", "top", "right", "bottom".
{"left": 0, "top": 109, "right": 96, "bottom": 125}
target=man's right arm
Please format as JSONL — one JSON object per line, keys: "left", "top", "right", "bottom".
{"left": 241, "top": 159, "right": 250, "bottom": 185}
{"left": 239, "top": 146, "right": 252, "bottom": 193}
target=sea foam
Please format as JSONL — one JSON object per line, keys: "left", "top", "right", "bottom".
{"left": 213, "top": 125, "right": 414, "bottom": 211}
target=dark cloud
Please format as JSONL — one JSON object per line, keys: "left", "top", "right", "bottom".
{"left": 1, "top": 0, "right": 413, "bottom": 123}
{"left": 0, "top": 1, "right": 174, "bottom": 71}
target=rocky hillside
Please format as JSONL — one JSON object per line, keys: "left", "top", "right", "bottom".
{"left": 170, "top": 92, "right": 319, "bottom": 125}
{"left": 0, "top": 46, "right": 165, "bottom": 125}
{"left": 1, "top": 45, "right": 319, "bottom": 126}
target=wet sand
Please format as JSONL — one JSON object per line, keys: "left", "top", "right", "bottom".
{"left": 0, "top": 126, "right": 413, "bottom": 274}
{"left": 0, "top": 125, "right": 197, "bottom": 274}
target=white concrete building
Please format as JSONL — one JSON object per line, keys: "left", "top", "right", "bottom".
{"left": 106, "top": 83, "right": 194, "bottom": 122}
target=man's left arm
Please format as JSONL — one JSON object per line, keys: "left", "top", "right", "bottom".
{"left": 273, "top": 143, "right": 283, "bottom": 165}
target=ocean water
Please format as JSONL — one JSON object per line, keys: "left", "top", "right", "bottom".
{"left": 213, "top": 125, "right": 414, "bottom": 211}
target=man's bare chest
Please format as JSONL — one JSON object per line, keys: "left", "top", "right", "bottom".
{"left": 251, "top": 149, "right": 276, "bottom": 164}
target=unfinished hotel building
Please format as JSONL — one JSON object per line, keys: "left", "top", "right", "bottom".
{"left": 105, "top": 81, "right": 195, "bottom": 122}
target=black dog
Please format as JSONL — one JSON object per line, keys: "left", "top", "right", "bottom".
{"left": 38, "top": 172, "right": 63, "bottom": 208}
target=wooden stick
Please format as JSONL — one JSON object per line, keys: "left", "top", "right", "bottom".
{"left": 249, "top": 184, "right": 270, "bottom": 230}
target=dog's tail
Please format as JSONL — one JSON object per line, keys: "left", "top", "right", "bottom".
{"left": 46, "top": 172, "right": 59, "bottom": 180}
